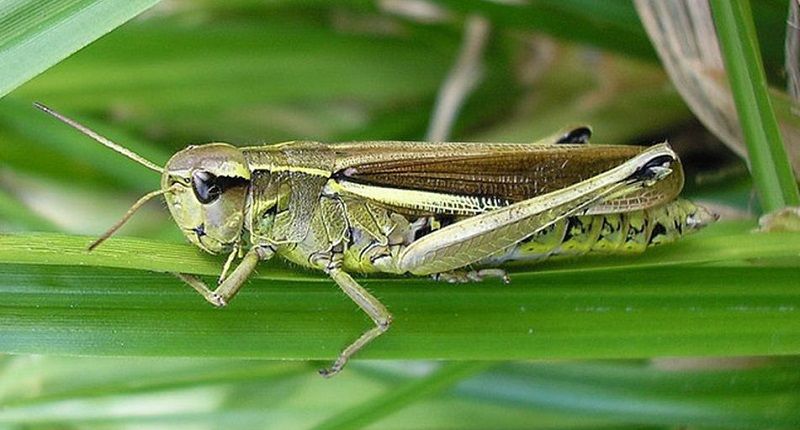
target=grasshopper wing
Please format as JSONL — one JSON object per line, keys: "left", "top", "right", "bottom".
{"left": 396, "top": 144, "right": 679, "bottom": 275}
{"left": 331, "top": 141, "right": 682, "bottom": 215}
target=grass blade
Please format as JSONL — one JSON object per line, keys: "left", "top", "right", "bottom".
{"left": 2, "top": 356, "right": 798, "bottom": 428}
{"left": 0, "top": 223, "right": 798, "bottom": 360}
{"left": 313, "top": 362, "right": 491, "bottom": 430}
{"left": 0, "top": 222, "right": 794, "bottom": 278}
{"left": 0, "top": 0, "right": 161, "bottom": 98}
{"left": 709, "top": 0, "right": 800, "bottom": 211}
{"left": 452, "top": 361, "right": 800, "bottom": 429}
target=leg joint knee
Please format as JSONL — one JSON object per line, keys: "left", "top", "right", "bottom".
{"left": 378, "top": 314, "right": 393, "bottom": 331}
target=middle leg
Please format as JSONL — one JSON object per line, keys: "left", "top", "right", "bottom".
{"left": 320, "top": 267, "right": 392, "bottom": 378}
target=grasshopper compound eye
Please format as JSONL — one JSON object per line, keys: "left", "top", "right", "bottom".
{"left": 192, "top": 171, "right": 222, "bottom": 204}
{"left": 191, "top": 170, "right": 251, "bottom": 205}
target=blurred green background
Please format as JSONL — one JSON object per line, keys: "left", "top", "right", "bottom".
{"left": 1, "top": 0, "right": 799, "bottom": 428}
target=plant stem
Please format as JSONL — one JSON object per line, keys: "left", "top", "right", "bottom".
{"left": 710, "top": 0, "right": 800, "bottom": 212}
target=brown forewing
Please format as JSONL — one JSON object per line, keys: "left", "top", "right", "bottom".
{"left": 333, "top": 143, "right": 682, "bottom": 208}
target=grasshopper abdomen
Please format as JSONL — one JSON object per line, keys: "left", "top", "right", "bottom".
{"left": 485, "top": 199, "right": 715, "bottom": 264}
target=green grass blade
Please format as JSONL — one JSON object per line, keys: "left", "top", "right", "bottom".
{"left": 451, "top": 361, "right": 800, "bottom": 429}
{"left": 2, "top": 356, "right": 797, "bottom": 428}
{"left": 0, "top": 222, "right": 794, "bottom": 278}
{"left": 0, "top": 0, "right": 161, "bottom": 98}
{"left": 313, "top": 362, "right": 491, "bottom": 430}
{"left": 0, "top": 232, "right": 318, "bottom": 280}
{"left": 0, "top": 356, "right": 306, "bottom": 408}
{"left": 709, "top": 0, "right": 800, "bottom": 212}
{"left": 0, "top": 223, "right": 798, "bottom": 360}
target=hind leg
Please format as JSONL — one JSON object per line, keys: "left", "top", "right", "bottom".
{"left": 397, "top": 144, "right": 677, "bottom": 276}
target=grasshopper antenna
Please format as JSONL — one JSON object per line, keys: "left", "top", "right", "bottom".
{"left": 33, "top": 102, "right": 164, "bottom": 174}
{"left": 88, "top": 186, "right": 177, "bottom": 251}
{"left": 34, "top": 102, "right": 171, "bottom": 250}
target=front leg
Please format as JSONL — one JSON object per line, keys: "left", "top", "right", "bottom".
{"left": 175, "top": 245, "right": 274, "bottom": 307}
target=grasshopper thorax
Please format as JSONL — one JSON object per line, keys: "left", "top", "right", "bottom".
{"left": 162, "top": 143, "right": 251, "bottom": 254}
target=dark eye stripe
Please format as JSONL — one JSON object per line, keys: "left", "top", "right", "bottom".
{"left": 192, "top": 171, "right": 250, "bottom": 204}
{"left": 216, "top": 175, "right": 250, "bottom": 190}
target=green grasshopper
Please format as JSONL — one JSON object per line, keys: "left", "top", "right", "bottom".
{"left": 36, "top": 103, "right": 714, "bottom": 377}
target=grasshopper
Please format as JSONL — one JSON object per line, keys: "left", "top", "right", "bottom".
{"left": 35, "top": 103, "right": 714, "bottom": 377}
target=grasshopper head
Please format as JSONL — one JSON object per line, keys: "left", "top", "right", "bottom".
{"left": 34, "top": 103, "right": 252, "bottom": 254}
{"left": 163, "top": 144, "right": 251, "bottom": 254}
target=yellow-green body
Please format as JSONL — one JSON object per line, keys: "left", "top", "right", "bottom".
{"left": 157, "top": 138, "right": 714, "bottom": 377}
{"left": 229, "top": 141, "right": 710, "bottom": 278}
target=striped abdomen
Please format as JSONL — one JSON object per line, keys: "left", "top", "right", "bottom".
{"left": 484, "top": 199, "right": 715, "bottom": 265}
